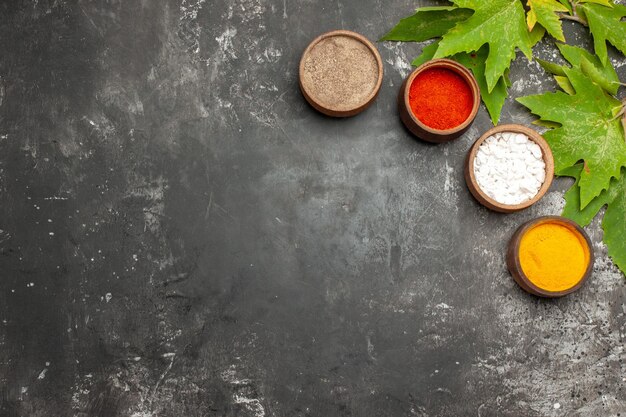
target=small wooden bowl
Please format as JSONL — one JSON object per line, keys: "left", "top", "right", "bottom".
{"left": 397, "top": 59, "right": 480, "bottom": 143}
{"left": 507, "top": 216, "right": 594, "bottom": 297}
{"left": 299, "top": 30, "right": 383, "bottom": 117}
{"left": 464, "top": 124, "right": 554, "bottom": 213}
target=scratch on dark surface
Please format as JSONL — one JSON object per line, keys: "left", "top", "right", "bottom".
{"left": 164, "top": 291, "right": 190, "bottom": 299}
{"left": 389, "top": 242, "right": 402, "bottom": 281}
{"left": 150, "top": 354, "right": 175, "bottom": 407}
{"left": 78, "top": 3, "right": 103, "bottom": 38}
{"left": 0, "top": 77, "right": 4, "bottom": 107}
{"left": 205, "top": 190, "right": 213, "bottom": 220}
{"left": 162, "top": 272, "right": 190, "bottom": 286}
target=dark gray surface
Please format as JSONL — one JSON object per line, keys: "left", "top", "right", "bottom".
{"left": 1, "top": 1, "right": 625, "bottom": 416}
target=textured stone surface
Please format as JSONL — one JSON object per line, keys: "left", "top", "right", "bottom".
{"left": 0, "top": 1, "right": 624, "bottom": 416}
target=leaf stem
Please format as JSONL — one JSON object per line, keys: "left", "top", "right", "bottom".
{"left": 614, "top": 101, "right": 626, "bottom": 141}
{"left": 560, "top": 0, "right": 588, "bottom": 26}
{"left": 558, "top": 13, "right": 588, "bottom": 26}
{"left": 609, "top": 101, "right": 626, "bottom": 122}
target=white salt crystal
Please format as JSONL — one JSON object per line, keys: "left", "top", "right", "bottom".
{"left": 530, "top": 143, "right": 543, "bottom": 158}
{"left": 473, "top": 132, "right": 547, "bottom": 205}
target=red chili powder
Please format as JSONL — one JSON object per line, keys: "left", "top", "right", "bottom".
{"left": 409, "top": 67, "right": 473, "bottom": 130}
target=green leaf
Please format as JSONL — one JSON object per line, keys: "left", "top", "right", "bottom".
{"left": 562, "top": 166, "right": 626, "bottom": 275}
{"left": 380, "top": 7, "right": 473, "bottom": 41}
{"left": 532, "top": 119, "right": 562, "bottom": 129}
{"left": 413, "top": 6, "right": 458, "bottom": 12}
{"left": 529, "top": 23, "right": 547, "bottom": 47}
{"left": 557, "top": 44, "right": 621, "bottom": 94}
{"left": 527, "top": 0, "right": 568, "bottom": 42}
{"left": 580, "top": 3, "right": 626, "bottom": 64}
{"left": 452, "top": 46, "right": 510, "bottom": 125}
{"left": 433, "top": 0, "right": 532, "bottom": 93}
{"left": 517, "top": 67, "right": 626, "bottom": 208}
{"left": 557, "top": 0, "right": 573, "bottom": 13}
{"left": 536, "top": 58, "right": 567, "bottom": 76}
{"left": 411, "top": 41, "right": 440, "bottom": 67}
{"left": 554, "top": 75, "right": 575, "bottom": 94}
{"left": 562, "top": 164, "right": 612, "bottom": 226}
{"left": 603, "top": 176, "right": 626, "bottom": 274}
{"left": 579, "top": 58, "right": 619, "bottom": 95}
{"left": 579, "top": 0, "right": 613, "bottom": 7}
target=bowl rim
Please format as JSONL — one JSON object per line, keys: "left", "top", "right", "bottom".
{"left": 298, "top": 30, "right": 383, "bottom": 117}
{"left": 465, "top": 124, "right": 555, "bottom": 212}
{"left": 402, "top": 58, "right": 481, "bottom": 135}
{"left": 507, "top": 215, "right": 594, "bottom": 297}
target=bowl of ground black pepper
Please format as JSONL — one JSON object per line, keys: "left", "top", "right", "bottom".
{"left": 398, "top": 59, "right": 480, "bottom": 143}
{"left": 299, "top": 30, "right": 383, "bottom": 117}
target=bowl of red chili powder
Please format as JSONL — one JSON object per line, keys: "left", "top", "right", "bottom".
{"left": 398, "top": 59, "right": 480, "bottom": 143}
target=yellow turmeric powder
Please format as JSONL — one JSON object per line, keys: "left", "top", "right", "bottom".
{"left": 518, "top": 222, "right": 590, "bottom": 292}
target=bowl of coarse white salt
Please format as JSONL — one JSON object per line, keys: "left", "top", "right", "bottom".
{"left": 464, "top": 124, "right": 554, "bottom": 213}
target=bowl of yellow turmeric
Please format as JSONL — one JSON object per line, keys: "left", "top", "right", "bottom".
{"left": 507, "top": 216, "right": 594, "bottom": 297}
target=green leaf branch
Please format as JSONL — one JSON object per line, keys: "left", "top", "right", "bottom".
{"left": 517, "top": 37, "right": 626, "bottom": 276}
{"left": 383, "top": 1, "right": 626, "bottom": 276}
{"left": 381, "top": 0, "right": 626, "bottom": 125}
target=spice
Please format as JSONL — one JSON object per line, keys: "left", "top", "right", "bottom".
{"left": 409, "top": 67, "right": 473, "bottom": 130}
{"left": 473, "top": 131, "right": 546, "bottom": 205}
{"left": 519, "top": 222, "right": 590, "bottom": 292}
{"left": 301, "top": 34, "right": 380, "bottom": 113}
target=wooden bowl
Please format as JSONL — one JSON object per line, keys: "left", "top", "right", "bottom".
{"left": 507, "top": 216, "right": 594, "bottom": 297}
{"left": 464, "top": 124, "right": 554, "bottom": 213}
{"left": 397, "top": 59, "right": 480, "bottom": 143}
{"left": 299, "top": 30, "right": 383, "bottom": 117}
